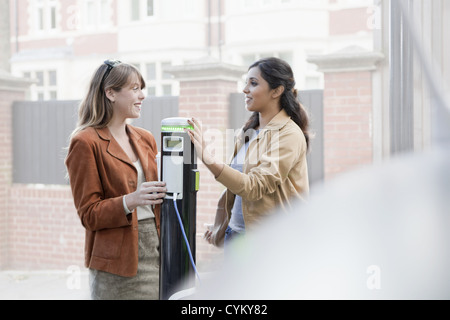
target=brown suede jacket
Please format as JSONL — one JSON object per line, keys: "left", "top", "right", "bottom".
{"left": 65, "top": 125, "right": 160, "bottom": 277}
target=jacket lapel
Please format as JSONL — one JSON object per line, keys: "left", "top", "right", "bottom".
{"left": 96, "top": 126, "right": 135, "bottom": 168}
{"left": 228, "top": 129, "right": 245, "bottom": 165}
{"left": 128, "top": 126, "right": 150, "bottom": 179}
{"left": 96, "top": 125, "right": 154, "bottom": 181}
{"left": 230, "top": 109, "right": 291, "bottom": 169}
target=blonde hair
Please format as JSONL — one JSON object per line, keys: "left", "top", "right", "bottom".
{"left": 69, "top": 62, "right": 146, "bottom": 141}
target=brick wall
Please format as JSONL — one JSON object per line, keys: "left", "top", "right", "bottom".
{"left": 308, "top": 49, "right": 384, "bottom": 180}
{"left": 7, "top": 185, "right": 83, "bottom": 270}
{"left": 0, "top": 89, "right": 19, "bottom": 269}
{"left": 178, "top": 78, "right": 241, "bottom": 271}
{"left": 323, "top": 71, "right": 373, "bottom": 179}
{"left": 0, "top": 79, "right": 85, "bottom": 271}
{"left": 329, "top": 7, "right": 372, "bottom": 35}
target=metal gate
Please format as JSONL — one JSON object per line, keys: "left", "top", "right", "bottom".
{"left": 12, "top": 96, "right": 179, "bottom": 185}
{"left": 12, "top": 92, "right": 322, "bottom": 186}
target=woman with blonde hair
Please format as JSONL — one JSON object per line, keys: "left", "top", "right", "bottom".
{"left": 65, "top": 60, "right": 166, "bottom": 300}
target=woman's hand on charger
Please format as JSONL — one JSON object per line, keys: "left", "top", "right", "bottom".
{"left": 125, "top": 181, "right": 167, "bottom": 211}
{"left": 186, "top": 118, "right": 224, "bottom": 178}
{"left": 185, "top": 118, "right": 214, "bottom": 164}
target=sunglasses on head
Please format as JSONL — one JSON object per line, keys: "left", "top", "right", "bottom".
{"left": 101, "top": 59, "right": 121, "bottom": 88}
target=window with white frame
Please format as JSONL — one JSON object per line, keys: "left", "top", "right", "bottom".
{"left": 147, "top": 0, "right": 155, "bottom": 17}
{"left": 160, "top": 0, "right": 197, "bottom": 19}
{"left": 243, "top": 0, "right": 296, "bottom": 9}
{"left": 32, "top": 0, "right": 58, "bottom": 32}
{"left": 84, "top": 0, "right": 111, "bottom": 29}
{"left": 141, "top": 61, "right": 174, "bottom": 97}
{"left": 24, "top": 70, "right": 58, "bottom": 101}
{"left": 131, "top": 0, "right": 155, "bottom": 21}
{"left": 160, "top": 61, "right": 174, "bottom": 96}
{"left": 182, "top": 0, "right": 195, "bottom": 17}
{"left": 241, "top": 51, "right": 294, "bottom": 67}
{"left": 145, "top": 62, "right": 156, "bottom": 95}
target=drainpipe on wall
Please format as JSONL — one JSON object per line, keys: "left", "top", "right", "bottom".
{"left": 15, "top": 0, "right": 19, "bottom": 54}
{"left": 0, "top": 0, "right": 11, "bottom": 72}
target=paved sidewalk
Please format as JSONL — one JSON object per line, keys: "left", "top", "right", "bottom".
{"left": 0, "top": 270, "right": 90, "bottom": 300}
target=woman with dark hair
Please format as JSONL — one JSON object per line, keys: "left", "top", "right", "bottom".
{"left": 187, "top": 57, "right": 310, "bottom": 252}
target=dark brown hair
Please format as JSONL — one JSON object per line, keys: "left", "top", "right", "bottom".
{"left": 243, "top": 57, "right": 310, "bottom": 149}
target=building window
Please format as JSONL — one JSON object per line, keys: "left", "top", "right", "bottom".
{"left": 49, "top": 91, "right": 58, "bottom": 100}
{"left": 244, "top": 0, "right": 294, "bottom": 8}
{"left": 161, "top": 62, "right": 173, "bottom": 80}
{"left": 50, "top": 5, "right": 56, "bottom": 28}
{"left": 35, "top": 0, "right": 44, "bottom": 30}
{"left": 139, "top": 61, "right": 175, "bottom": 97}
{"left": 131, "top": 0, "right": 140, "bottom": 21}
{"left": 182, "top": 0, "right": 195, "bottom": 17}
{"left": 241, "top": 51, "right": 293, "bottom": 67}
{"left": 36, "top": 71, "right": 44, "bottom": 86}
{"left": 33, "top": 0, "right": 58, "bottom": 32}
{"left": 244, "top": 0, "right": 257, "bottom": 7}
{"left": 147, "top": 0, "right": 154, "bottom": 17}
{"left": 131, "top": 0, "right": 155, "bottom": 21}
{"left": 25, "top": 70, "right": 58, "bottom": 101}
{"left": 85, "top": 0, "right": 111, "bottom": 29}
{"left": 146, "top": 63, "right": 156, "bottom": 80}
{"left": 162, "top": 85, "right": 172, "bottom": 96}
{"left": 48, "top": 70, "right": 57, "bottom": 86}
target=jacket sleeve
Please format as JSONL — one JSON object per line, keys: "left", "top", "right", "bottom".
{"left": 65, "top": 134, "right": 132, "bottom": 232}
{"left": 215, "top": 126, "right": 305, "bottom": 201}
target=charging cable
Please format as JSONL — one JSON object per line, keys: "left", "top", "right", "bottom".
{"left": 172, "top": 193, "right": 201, "bottom": 285}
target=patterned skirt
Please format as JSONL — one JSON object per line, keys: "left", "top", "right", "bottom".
{"left": 89, "top": 218, "right": 160, "bottom": 300}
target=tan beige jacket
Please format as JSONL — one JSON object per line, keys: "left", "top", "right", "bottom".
{"left": 215, "top": 109, "right": 309, "bottom": 233}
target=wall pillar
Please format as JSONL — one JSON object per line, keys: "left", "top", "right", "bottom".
{"left": 308, "top": 48, "right": 384, "bottom": 180}
{"left": 166, "top": 58, "right": 246, "bottom": 269}
{"left": 0, "top": 71, "right": 31, "bottom": 269}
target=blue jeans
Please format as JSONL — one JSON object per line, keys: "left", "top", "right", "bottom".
{"left": 224, "top": 226, "right": 244, "bottom": 257}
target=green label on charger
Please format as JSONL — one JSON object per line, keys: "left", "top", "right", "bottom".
{"left": 161, "top": 125, "right": 193, "bottom": 132}
{"left": 195, "top": 171, "right": 200, "bottom": 191}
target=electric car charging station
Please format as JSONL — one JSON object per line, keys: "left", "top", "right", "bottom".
{"left": 159, "top": 118, "right": 200, "bottom": 300}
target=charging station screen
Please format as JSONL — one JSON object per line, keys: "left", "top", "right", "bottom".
{"left": 163, "top": 136, "right": 184, "bottom": 152}
{"left": 166, "top": 139, "right": 182, "bottom": 149}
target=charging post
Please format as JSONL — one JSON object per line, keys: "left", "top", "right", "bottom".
{"left": 159, "top": 118, "right": 199, "bottom": 300}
